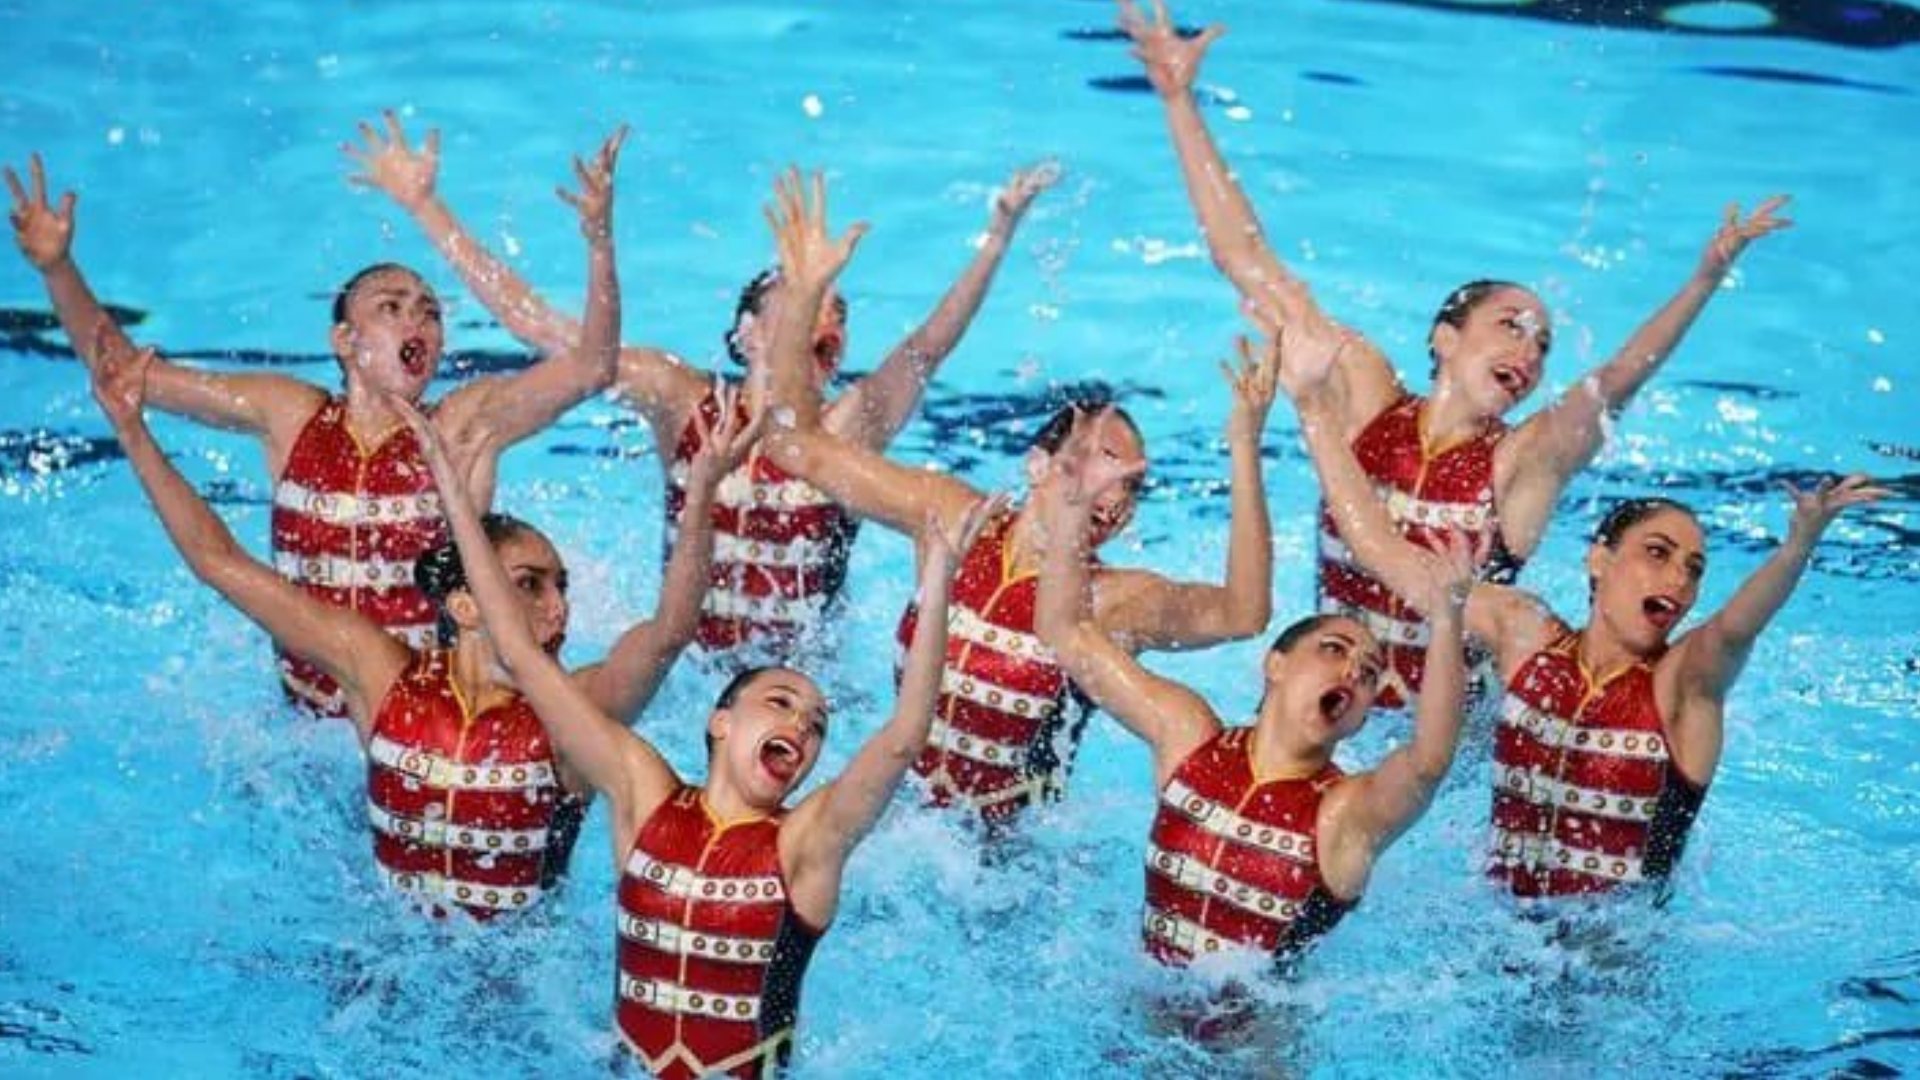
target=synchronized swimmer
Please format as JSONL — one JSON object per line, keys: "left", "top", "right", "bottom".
{"left": 3, "top": 0, "right": 1889, "bottom": 1073}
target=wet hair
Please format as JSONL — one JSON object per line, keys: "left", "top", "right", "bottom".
{"left": 414, "top": 512, "right": 541, "bottom": 646}
{"left": 1588, "top": 496, "right": 1701, "bottom": 602}
{"left": 723, "top": 268, "right": 850, "bottom": 367}
{"left": 1029, "top": 398, "right": 1149, "bottom": 496}
{"left": 708, "top": 665, "right": 780, "bottom": 756}
{"left": 1267, "top": 613, "right": 1344, "bottom": 655}
{"left": 331, "top": 262, "right": 415, "bottom": 326}
{"left": 1427, "top": 278, "right": 1527, "bottom": 371}
{"left": 1593, "top": 496, "right": 1698, "bottom": 549}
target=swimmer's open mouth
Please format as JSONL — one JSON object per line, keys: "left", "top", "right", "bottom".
{"left": 1318, "top": 687, "right": 1354, "bottom": 723}
{"left": 1492, "top": 365, "right": 1529, "bottom": 399}
{"left": 541, "top": 632, "right": 566, "bottom": 658}
{"left": 1642, "top": 595, "right": 1681, "bottom": 631}
{"left": 399, "top": 337, "right": 430, "bottom": 377}
{"left": 758, "top": 735, "right": 803, "bottom": 784}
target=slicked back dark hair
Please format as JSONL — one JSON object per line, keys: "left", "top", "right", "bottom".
{"left": 724, "top": 268, "right": 850, "bottom": 367}
{"left": 414, "top": 513, "right": 541, "bottom": 646}
{"left": 1268, "top": 613, "right": 1344, "bottom": 655}
{"left": 331, "top": 262, "right": 415, "bottom": 326}
{"left": 1029, "top": 400, "right": 1145, "bottom": 456}
{"left": 1593, "top": 497, "right": 1698, "bottom": 548}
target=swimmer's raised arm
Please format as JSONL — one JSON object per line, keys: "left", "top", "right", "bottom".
{"left": 90, "top": 332, "right": 407, "bottom": 741}
{"left": 7, "top": 154, "right": 324, "bottom": 444}
{"left": 1664, "top": 475, "right": 1889, "bottom": 782}
{"left": 1498, "top": 197, "right": 1793, "bottom": 557}
{"left": 346, "top": 112, "right": 703, "bottom": 437}
{"left": 829, "top": 162, "right": 1059, "bottom": 450}
{"left": 433, "top": 126, "right": 625, "bottom": 464}
{"left": 759, "top": 169, "right": 984, "bottom": 539}
{"left": 401, "top": 395, "right": 681, "bottom": 837}
{"left": 784, "top": 499, "right": 994, "bottom": 920}
{"left": 578, "top": 385, "right": 762, "bottom": 724}
{"left": 1118, "top": 0, "right": 1400, "bottom": 431}
{"left": 1034, "top": 417, "right": 1219, "bottom": 780}
{"left": 1096, "top": 334, "right": 1276, "bottom": 652}
{"left": 1317, "top": 538, "right": 1473, "bottom": 898}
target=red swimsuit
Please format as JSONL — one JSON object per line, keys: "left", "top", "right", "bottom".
{"left": 365, "top": 650, "right": 584, "bottom": 919}
{"left": 1318, "top": 394, "right": 1518, "bottom": 708}
{"left": 615, "top": 787, "right": 819, "bottom": 1079}
{"left": 1143, "top": 728, "right": 1355, "bottom": 966}
{"left": 1488, "top": 634, "right": 1706, "bottom": 898}
{"left": 665, "top": 385, "right": 858, "bottom": 655}
{"left": 897, "top": 509, "right": 1095, "bottom": 824}
{"left": 272, "top": 398, "right": 445, "bottom": 715}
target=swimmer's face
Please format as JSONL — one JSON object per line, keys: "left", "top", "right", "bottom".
{"left": 1431, "top": 286, "right": 1551, "bottom": 417}
{"left": 736, "top": 279, "right": 847, "bottom": 381}
{"left": 1587, "top": 508, "right": 1705, "bottom": 654}
{"left": 1264, "top": 617, "right": 1384, "bottom": 743}
{"left": 497, "top": 530, "right": 571, "bottom": 657}
{"left": 1034, "top": 420, "right": 1149, "bottom": 548}
{"left": 708, "top": 668, "right": 829, "bottom": 808}
{"left": 332, "top": 267, "right": 444, "bottom": 401}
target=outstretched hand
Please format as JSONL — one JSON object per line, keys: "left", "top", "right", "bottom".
{"left": 685, "top": 380, "right": 765, "bottom": 494}
{"left": 1116, "top": 0, "right": 1225, "bottom": 98}
{"left": 87, "top": 320, "right": 155, "bottom": 429}
{"left": 5, "top": 153, "right": 77, "bottom": 270}
{"left": 764, "top": 167, "right": 868, "bottom": 291}
{"left": 1784, "top": 473, "right": 1888, "bottom": 542}
{"left": 917, "top": 492, "right": 1007, "bottom": 581}
{"left": 1270, "top": 317, "right": 1354, "bottom": 406}
{"left": 558, "top": 125, "right": 627, "bottom": 242}
{"left": 384, "top": 393, "right": 464, "bottom": 500}
{"left": 1221, "top": 333, "right": 1280, "bottom": 442}
{"left": 990, "top": 161, "right": 1063, "bottom": 232}
{"left": 1698, "top": 195, "right": 1791, "bottom": 281}
{"left": 343, "top": 110, "right": 441, "bottom": 212}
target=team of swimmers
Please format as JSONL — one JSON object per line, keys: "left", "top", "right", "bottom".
{"left": 6, "top": 2, "right": 1887, "bottom": 1075}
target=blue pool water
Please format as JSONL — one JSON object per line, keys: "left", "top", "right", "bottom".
{"left": 4, "top": 1, "right": 1918, "bottom": 1075}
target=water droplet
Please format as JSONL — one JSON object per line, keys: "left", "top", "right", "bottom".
{"left": 801, "top": 94, "right": 824, "bottom": 119}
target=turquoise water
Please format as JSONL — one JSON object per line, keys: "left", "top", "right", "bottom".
{"left": 3, "top": 1, "right": 1917, "bottom": 1075}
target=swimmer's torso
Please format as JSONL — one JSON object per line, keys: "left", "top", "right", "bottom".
{"left": 1488, "top": 633, "right": 1706, "bottom": 898}
{"left": 1318, "top": 394, "right": 1517, "bottom": 709}
{"left": 365, "top": 649, "right": 581, "bottom": 919}
{"left": 898, "top": 507, "right": 1094, "bottom": 824}
{"left": 1143, "top": 728, "right": 1354, "bottom": 966}
{"left": 667, "top": 385, "right": 858, "bottom": 655}
{"left": 271, "top": 398, "right": 446, "bottom": 715}
{"left": 615, "top": 786, "right": 819, "bottom": 1080}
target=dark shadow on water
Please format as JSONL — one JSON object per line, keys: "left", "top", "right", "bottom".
{"left": 1349, "top": 0, "right": 1920, "bottom": 50}
{"left": 1725, "top": 948, "right": 1920, "bottom": 1077}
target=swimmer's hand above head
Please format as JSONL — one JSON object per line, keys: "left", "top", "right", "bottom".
{"left": 766, "top": 167, "right": 869, "bottom": 294}
{"left": 1697, "top": 196, "right": 1792, "bottom": 283}
{"left": 1117, "top": 0, "right": 1225, "bottom": 99}
{"left": 5, "top": 153, "right": 77, "bottom": 271}
{"left": 989, "top": 161, "right": 1062, "bottom": 237}
{"left": 344, "top": 110, "right": 441, "bottom": 214}
{"left": 1221, "top": 331, "right": 1281, "bottom": 447}
{"left": 555, "top": 126, "right": 628, "bottom": 244}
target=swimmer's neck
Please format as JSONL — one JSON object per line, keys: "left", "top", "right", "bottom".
{"left": 700, "top": 775, "right": 779, "bottom": 826}
{"left": 1572, "top": 621, "right": 1649, "bottom": 681}
{"left": 450, "top": 637, "right": 514, "bottom": 712}
{"left": 1249, "top": 702, "right": 1334, "bottom": 780}
{"left": 340, "top": 381, "right": 419, "bottom": 445}
{"left": 1003, "top": 506, "right": 1049, "bottom": 577}
{"left": 1421, "top": 379, "right": 1495, "bottom": 447}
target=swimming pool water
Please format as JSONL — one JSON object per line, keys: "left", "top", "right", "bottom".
{"left": 3, "top": 1, "right": 1917, "bottom": 1075}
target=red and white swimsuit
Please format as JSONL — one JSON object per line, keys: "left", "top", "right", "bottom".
{"left": 271, "top": 398, "right": 445, "bottom": 715}
{"left": 615, "top": 787, "right": 819, "bottom": 1080}
{"left": 365, "top": 650, "right": 584, "bottom": 919}
{"left": 897, "top": 509, "right": 1094, "bottom": 824}
{"left": 1488, "top": 634, "right": 1706, "bottom": 898}
{"left": 666, "top": 386, "right": 858, "bottom": 654}
{"left": 1143, "top": 728, "right": 1355, "bottom": 967}
{"left": 1317, "top": 394, "right": 1519, "bottom": 709}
